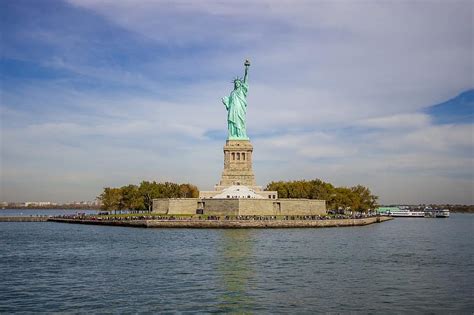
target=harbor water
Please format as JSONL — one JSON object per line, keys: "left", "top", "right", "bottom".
{"left": 0, "top": 212, "right": 472, "bottom": 312}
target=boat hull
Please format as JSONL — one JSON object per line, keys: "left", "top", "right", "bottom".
{"left": 389, "top": 213, "right": 425, "bottom": 217}
{"left": 387, "top": 210, "right": 425, "bottom": 217}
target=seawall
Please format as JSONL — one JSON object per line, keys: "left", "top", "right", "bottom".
{"left": 49, "top": 216, "right": 392, "bottom": 228}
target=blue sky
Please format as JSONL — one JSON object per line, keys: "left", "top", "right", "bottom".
{"left": 1, "top": 0, "right": 473, "bottom": 204}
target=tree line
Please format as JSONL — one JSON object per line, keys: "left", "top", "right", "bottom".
{"left": 265, "top": 179, "right": 378, "bottom": 212}
{"left": 98, "top": 181, "right": 199, "bottom": 212}
{"left": 98, "top": 179, "right": 377, "bottom": 213}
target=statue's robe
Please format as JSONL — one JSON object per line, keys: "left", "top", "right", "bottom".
{"left": 222, "top": 81, "right": 249, "bottom": 139}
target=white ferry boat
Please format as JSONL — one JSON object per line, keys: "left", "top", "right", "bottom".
{"left": 386, "top": 208, "right": 425, "bottom": 217}
{"left": 424, "top": 208, "right": 450, "bottom": 218}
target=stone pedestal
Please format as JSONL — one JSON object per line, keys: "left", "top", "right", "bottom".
{"left": 215, "top": 140, "right": 257, "bottom": 189}
{"left": 199, "top": 139, "right": 278, "bottom": 199}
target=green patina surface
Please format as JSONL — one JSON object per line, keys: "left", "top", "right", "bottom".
{"left": 222, "top": 60, "right": 251, "bottom": 140}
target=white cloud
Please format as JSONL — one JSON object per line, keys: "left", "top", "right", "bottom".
{"left": 356, "top": 113, "right": 431, "bottom": 129}
{"left": 2, "top": 1, "right": 473, "bottom": 204}
{"left": 371, "top": 124, "right": 474, "bottom": 153}
{"left": 64, "top": 0, "right": 472, "bottom": 114}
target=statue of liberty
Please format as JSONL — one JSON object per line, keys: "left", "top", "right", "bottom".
{"left": 222, "top": 60, "right": 250, "bottom": 140}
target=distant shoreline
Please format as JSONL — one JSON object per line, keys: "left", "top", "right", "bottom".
{"left": 1, "top": 206, "right": 100, "bottom": 210}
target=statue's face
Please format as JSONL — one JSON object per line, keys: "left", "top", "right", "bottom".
{"left": 234, "top": 80, "right": 241, "bottom": 89}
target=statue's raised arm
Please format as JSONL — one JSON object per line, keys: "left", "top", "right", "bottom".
{"left": 243, "top": 59, "right": 250, "bottom": 84}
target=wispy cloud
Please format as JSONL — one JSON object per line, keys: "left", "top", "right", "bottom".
{"left": 356, "top": 113, "right": 431, "bottom": 130}
{"left": 1, "top": 0, "right": 472, "bottom": 204}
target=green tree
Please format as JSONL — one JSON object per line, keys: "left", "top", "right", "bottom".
{"left": 332, "top": 187, "right": 353, "bottom": 212}
{"left": 99, "top": 180, "right": 201, "bottom": 212}
{"left": 98, "top": 187, "right": 122, "bottom": 213}
{"left": 155, "top": 182, "right": 179, "bottom": 198}
{"left": 266, "top": 181, "right": 289, "bottom": 198}
{"left": 308, "top": 179, "right": 335, "bottom": 201}
{"left": 265, "top": 179, "right": 378, "bottom": 213}
{"left": 120, "top": 184, "right": 144, "bottom": 212}
{"left": 139, "top": 181, "right": 160, "bottom": 212}
{"left": 350, "top": 185, "right": 378, "bottom": 212}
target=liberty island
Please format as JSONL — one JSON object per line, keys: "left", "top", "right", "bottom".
{"left": 46, "top": 60, "right": 390, "bottom": 226}
{"left": 24, "top": 60, "right": 390, "bottom": 227}
{"left": 2, "top": 60, "right": 391, "bottom": 228}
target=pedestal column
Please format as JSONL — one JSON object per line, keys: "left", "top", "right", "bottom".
{"left": 216, "top": 140, "right": 256, "bottom": 189}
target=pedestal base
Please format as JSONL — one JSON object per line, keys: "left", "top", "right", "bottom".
{"left": 218, "top": 140, "right": 256, "bottom": 187}
{"left": 198, "top": 139, "right": 278, "bottom": 200}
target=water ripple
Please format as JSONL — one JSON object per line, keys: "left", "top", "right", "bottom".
{"left": 0, "top": 216, "right": 473, "bottom": 312}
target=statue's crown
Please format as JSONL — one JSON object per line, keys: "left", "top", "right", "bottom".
{"left": 232, "top": 77, "right": 242, "bottom": 83}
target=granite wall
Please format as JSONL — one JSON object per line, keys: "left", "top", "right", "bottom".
{"left": 153, "top": 197, "right": 326, "bottom": 216}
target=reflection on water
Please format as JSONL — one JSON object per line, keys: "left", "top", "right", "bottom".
{"left": 0, "top": 215, "right": 473, "bottom": 312}
{"left": 216, "top": 230, "right": 256, "bottom": 312}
